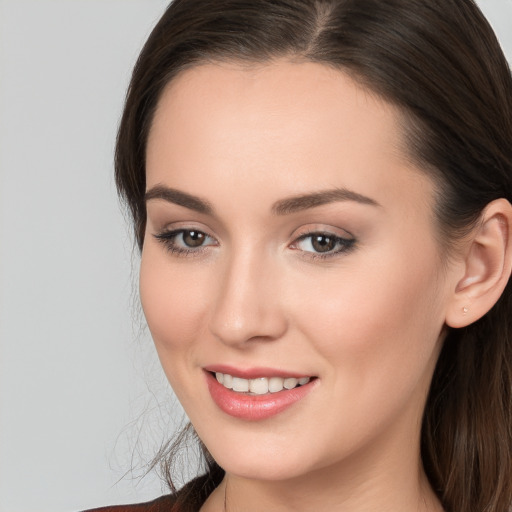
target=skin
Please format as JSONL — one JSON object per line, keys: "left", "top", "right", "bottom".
{"left": 140, "top": 60, "right": 459, "bottom": 511}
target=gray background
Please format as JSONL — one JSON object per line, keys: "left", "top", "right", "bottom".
{"left": 0, "top": 1, "right": 511, "bottom": 511}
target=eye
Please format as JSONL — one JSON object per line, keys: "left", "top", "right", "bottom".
{"left": 180, "top": 230, "right": 208, "bottom": 247}
{"left": 292, "top": 232, "right": 356, "bottom": 258}
{"left": 153, "top": 228, "right": 217, "bottom": 255}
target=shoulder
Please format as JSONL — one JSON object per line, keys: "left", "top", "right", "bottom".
{"left": 81, "top": 493, "right": 177, "bottom": 512}
{"left": 80, "top": 470, "right": 222, "bottom": 512}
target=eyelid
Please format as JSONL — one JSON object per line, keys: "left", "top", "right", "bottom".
{"left": 153, "top": 227, "right": 218, "bottom": 257}
{"left": 152, "top": 222, "right": 356, "bottom": 260}
{"left": 289, "top": 226, "right": 357, "bottom": 260}
{"left": 292, "top": 224, "right": 354, "bottom": 239}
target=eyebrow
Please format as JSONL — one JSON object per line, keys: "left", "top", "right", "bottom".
{"left": 271, "top": 188, "right": 380, "bottom": 215}
{"left": 145, "top": 185, "right": 214, "bottom": 215}
{"left": 144, "top": 185, "right": 380, "bottom": 216}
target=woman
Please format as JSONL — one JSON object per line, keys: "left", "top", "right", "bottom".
{"left": 88, "top": 0, "right": 512, "bottom": 511}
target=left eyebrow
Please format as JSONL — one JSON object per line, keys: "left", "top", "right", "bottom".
{"left": 271, "top": 188, "right": 380, "bottom": 215}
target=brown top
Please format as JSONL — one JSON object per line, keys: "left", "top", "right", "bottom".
{"left": 82, "top": 494, "right": 177, "bottom": 512}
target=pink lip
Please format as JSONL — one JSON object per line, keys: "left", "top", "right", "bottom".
{"left": 204, "top": 364, "right": 310, "bottom": 379}
{"left": 204, "top": 370, "right": 317, "bottom": 421}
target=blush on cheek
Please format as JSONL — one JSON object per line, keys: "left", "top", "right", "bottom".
{"left": 139, "top": 254, "right": 210, "bottom": 353}
{"left": 305, "top": 251, "right": 443, "bottom": 384}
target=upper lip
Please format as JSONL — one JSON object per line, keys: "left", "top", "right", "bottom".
{"left": 203, "top": 364, "right": 313, "bottom": 380}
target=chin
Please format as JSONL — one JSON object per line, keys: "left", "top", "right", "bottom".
{"left": 194, "top": 424, "right": 328, "bottom": 483}
{"left": 214, "top": 453, "right": 310, "bottom": 482}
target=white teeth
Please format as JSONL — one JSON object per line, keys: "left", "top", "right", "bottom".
{"left": 283, "top": 377, "right": 298, "bottom": 390}
{"left": 232, "top": 377, "right": 249, "bottom": 392}
{"left": 249, "top": 378, "right": 269, "bottom": 395}
{"left": 214, "top": 373, "right": 311, "bottom": 395}
{"left": 223, "top": 373, "right": 233, "bottom": 389}
{"left": 268, "top": 377, "right": 285, "bottom": 393}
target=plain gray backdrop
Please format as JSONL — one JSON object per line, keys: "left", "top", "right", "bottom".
{"left": 0, "top": 1, "right": 511, "bottom": 511}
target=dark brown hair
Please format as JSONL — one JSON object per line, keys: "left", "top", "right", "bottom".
{"left": 115, "top": 1, "right": 512, "bottom": 511}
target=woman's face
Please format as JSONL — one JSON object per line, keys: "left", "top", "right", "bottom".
{"left": 141, "top": 61, "right": 457, "bottom": 482}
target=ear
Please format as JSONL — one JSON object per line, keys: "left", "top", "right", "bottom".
{"left": 446, "top": 198, "right": 512, "bottom": 328}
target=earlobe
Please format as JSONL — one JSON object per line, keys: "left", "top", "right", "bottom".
{"left": 446, "top": 199, "right": 512, "bottom": 328}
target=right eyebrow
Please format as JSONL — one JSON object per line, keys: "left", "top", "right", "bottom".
{"left": 145, "top": 185, "right": 214, "bottom": 215}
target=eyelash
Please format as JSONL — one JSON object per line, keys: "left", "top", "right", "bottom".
{"left": 292, "top": 232, "right": 356, "bottom": 260}
{"left": 154, "top": 229, "right": 217, "bottom": 257}
{"left": 153, "top": 229, "right": 356, "bottom": 260}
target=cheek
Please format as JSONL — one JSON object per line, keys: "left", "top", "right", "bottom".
{"left": 293, "top": 244, "right": 446, "bottom": 392}
{"left": 139, "top": 246, "right": 209, "bottom": 357}
{"left": 283, "top": 251, "right": 447, "bottom": 459}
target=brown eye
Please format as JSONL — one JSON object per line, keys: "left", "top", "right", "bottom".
{"left": 182, "top": 230, "right": 206, "bottom": 247}
{"left": 292, "top": 231, "right": 356, "bottom": 258}
{"left": 154, "top": 228, "right": 217, "bottom": 256}
{"left": 311, "top": 234, "right": 336, "bottom": 253}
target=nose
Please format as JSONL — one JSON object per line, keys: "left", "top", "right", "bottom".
{"left": 208, "top": 249, "right": 288, "bottom": 347}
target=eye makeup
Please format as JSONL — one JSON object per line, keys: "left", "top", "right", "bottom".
{"left": 153, "top": 226, "right": 357, "bottom": 261}
{"left": 291, "top": 232, "right": 357, "bottom": 260}
{"left": 153, "top": 228, "right": 218, "bottom": 257}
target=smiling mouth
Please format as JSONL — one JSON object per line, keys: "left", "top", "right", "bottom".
{"left": 213, "top": 372, "right": 312, "bottom": 395}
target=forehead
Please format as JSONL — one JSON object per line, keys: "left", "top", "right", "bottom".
{"left": 148, "top": 60, "right": 402, "bottom": 160}
{"left": 146, "top": 59, "right": 433, "bottom": 214}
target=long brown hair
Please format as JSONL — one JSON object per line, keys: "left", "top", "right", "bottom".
{"left": 115, "top": 1, "right": 512, "bottom": 511}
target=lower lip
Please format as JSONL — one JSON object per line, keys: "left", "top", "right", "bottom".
{"left": 205, "top": 372, "right": 316, "bottom": 421}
